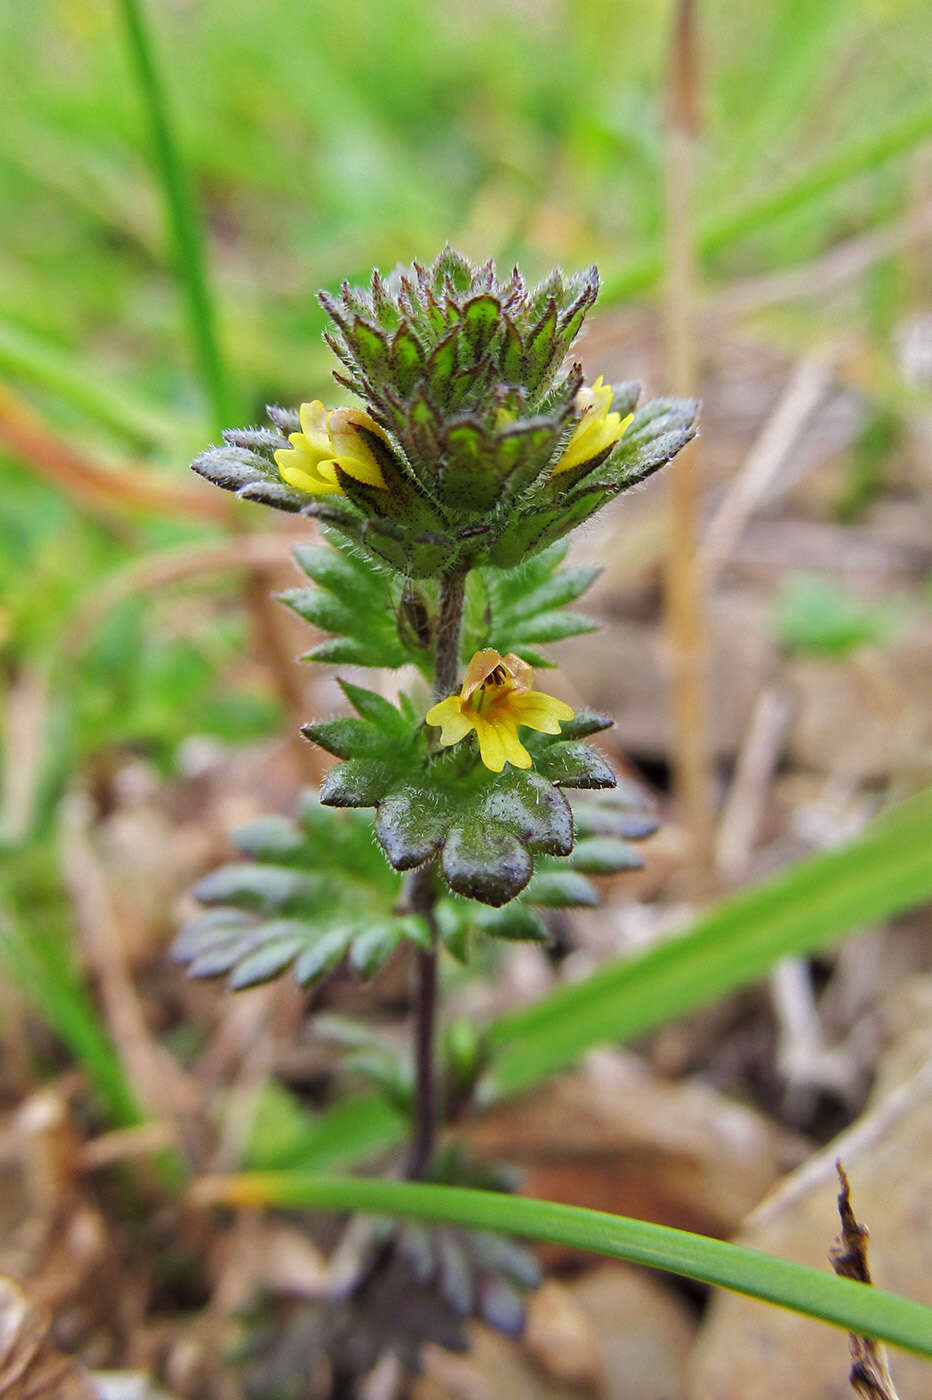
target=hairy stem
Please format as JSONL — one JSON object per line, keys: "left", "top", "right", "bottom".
{"left": 405, "top": 567, "right": 468, "bottom": 1178}
{"left": 407, "top": 884, "right": 438, "bottom": 1181}
{"left": 433, "top": 567, "right": 467, "bottom": 702}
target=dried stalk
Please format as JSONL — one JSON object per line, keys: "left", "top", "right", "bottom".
{"left": 0, "top": 383, "right": 229, "bottom": 524}
{"left": 831, "top": 1163, "right": 901, "bottom": 1400}
{"left": 663, "top": 0, "right": 713, "bottom": 877}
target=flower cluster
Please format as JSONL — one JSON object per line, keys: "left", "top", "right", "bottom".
{"left": 185, "top": 248, "right": 697, "bottom": 906}
{"left": 193, "top": 247, "right": 697, "bottom": 578}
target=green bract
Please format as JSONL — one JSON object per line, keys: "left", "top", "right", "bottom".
{"left": 306, "top": 684, "right": 623, "bottom": 906}
{"left": 172, "top": 795, "right": 429, "bottom": 989}
{"left": 192, "top": 247, "right": 697, "bottom": 577}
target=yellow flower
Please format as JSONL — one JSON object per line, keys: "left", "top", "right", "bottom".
{"left": 273, "top": 401, "right": 389, "bottom": 495}
{"left": 553, "top": 376, "right": 633, "bottom": 475}
{"left": 426, "top": 649, "right": 574, "bottom": 773}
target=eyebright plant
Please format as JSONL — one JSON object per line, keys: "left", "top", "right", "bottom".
{"left": 178, "top": 247, "right": 696, "bottom": 1368}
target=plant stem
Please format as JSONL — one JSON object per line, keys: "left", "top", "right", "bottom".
{"left": 404, "top": 566, "right": 468, "bottom": 1178}
{"left": 433, "top": 567, "right": 467, "bottom": 702}
{"left": 407, "top": 900, "right": 438, "bottom": 1180}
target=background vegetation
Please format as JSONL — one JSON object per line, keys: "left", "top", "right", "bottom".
{"left": 0, "top": 1, "right": 930, "bottom": 1395}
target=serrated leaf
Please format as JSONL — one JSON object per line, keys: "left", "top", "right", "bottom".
{"left": 339, "top": 679, "right": 410, "bottom": 733}
{"left": 523, "top": 870, "right": 598, "bottom": 908}
{"left": 319, "top": 758, "right": 398, "bottom": 808}
{"left": 349, "top": 921, "right": 403, "bottom": 976}
{"left": 266, "top": 404, "right": 300, "bottom": 434}
{"left": 306, "top": 687, "right": 584, "bottom": 906}
{"left": 598, "top": 396, "right": 699, "bottom": 491}
{"left": 237, "top": 479, "right": 306, "bottom": 512}
{"left": 568, "top": 836, "right": 644, "bottom": 874}
{"left": 433, "top": 246, "right": 473, "bottom": 294}
{"left": 374, "top": 791, "right": 447, "bottom": 870}
{"left": 570, "top": 784, "right": 660, "bottom": 841}
{"left": 303, "top": 637, "right": 400, "bottom": 667}
{"left": 475, "top": 903, "right": 549, "bottom": 942}
{"left": 442, "top": 822, "right": 533, "bottom": 906}
{"left": 294, "top": 927, "right": 353, "bottom": 984}
{"left": 464, "top": 546, "right": 600, "bottom": 666}
{"left": 523, "top": 299, "right": 558, "bottom": 389}
{"left": 230, "top": 937, "right": 305, "bottom": 990}
{"left": 424, "top": 328, "right": 459, "bottom": 405}
{"left": 192, "top": 444, "right": 273, "bottom": 490}
{"left": 371, "top": 270, "right": 402, "bottom": 331}
{"left": 435, "top": 900, "right": 472, "bottom": 963}
{"left": 304, "top": 716, "right": 386, "bottom": 761}
{"left": 193, "top": 864, "right": 316, "bottom": 913}
{"left": 533, "top": 740, "right": 616, "bottom": 789}
{"left": 233, "top": 815, "right": 305, "bottom": 861}
{"left": 292, "top": 540, "right": 386, "bottom": 604}
{"left": 506, "top": 610, "right": 597, "bottom": 645}
{"left": 174, "top": 795, "right": 426, "bottom": 992}
{"left": 349, "top": 319, "right": 390, "bottom": 381}
{"left": 506, "top": 565, "right": 601, "bottom": 620}
{"left": 439, "top": 419, "right": 498, "bottom": 511}
{"left": 502, "top": 315, "right": 524, "bottom": 382}
{"left": 278, "top": 586, "right": 357, "bottom": 637}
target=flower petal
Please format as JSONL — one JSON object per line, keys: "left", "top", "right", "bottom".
{"left": 274, "top": 443, "right": 342, "bottom": 495}
{"left": 501, "top": 652, "right": 533, "bottom": 694}
{"left": 511, "top": 691, "right": 575, "bottom": 734}
{"left": 328, "top": 408, "right": 388, "bottom": 488}
{"left": 553, "top": 377, "right": 632, "bottom": 474}
{"left": 425, "top": 697, "right": 474, "bottom": 748}
{"left": 298, "top": 400, "right": 332, "bottom": 455}
{"left": 461, "top": 649, "right": 505, "bottom": 701}
{"left": 473, "top": 714, "right": 506, "bottom": 772}
{"left": 495, "top": 720, "right": 532, "bottom": 769}
{"left": 335, "top": 452, "right": 387, "bottom": 488}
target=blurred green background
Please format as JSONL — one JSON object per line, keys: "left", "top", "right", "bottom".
{"left": 1, "top": 0, "right": 930, "bottom": 940}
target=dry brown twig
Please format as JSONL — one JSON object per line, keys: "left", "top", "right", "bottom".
{"left": 708, "top": 200, "right": 932, "bottom": 326}
{"left": 0, "top": 383, "right": 230, "bottom": 526}
{"left": 0, "top": 1277, "right": 98, "bottom": 1400}
{"left": 715, "top": 684, "right": 794, "bottom": 883}
{"left": 60, "top": 790, "right": 202, "bottom": 1150}
{"left": 700, "top": 344, "right": 840, "bottom": 585}
{"left": 830, "top": 1161, "right": 901, "bottom": 1400}
{"left": 663, "top": 0, "right": 714, "bottom": 879}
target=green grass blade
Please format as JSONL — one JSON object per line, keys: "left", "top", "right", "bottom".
{"left": 117, "top": 0, "right": 235, "bottom": 434}
{"left": 197, "top": 1173, "right": 932, "bottom": 1358}
{"left": 0, "top": 318, "right": 193, "bottom": 451}
{"left": 601, "top": 99, "right": 932, "bottom": 304}
{"left": 0, "top": 906, "right": 143, "bottom": 1128}
{"left": 487, "top": 787, "right": 932, "bottom": 1094}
